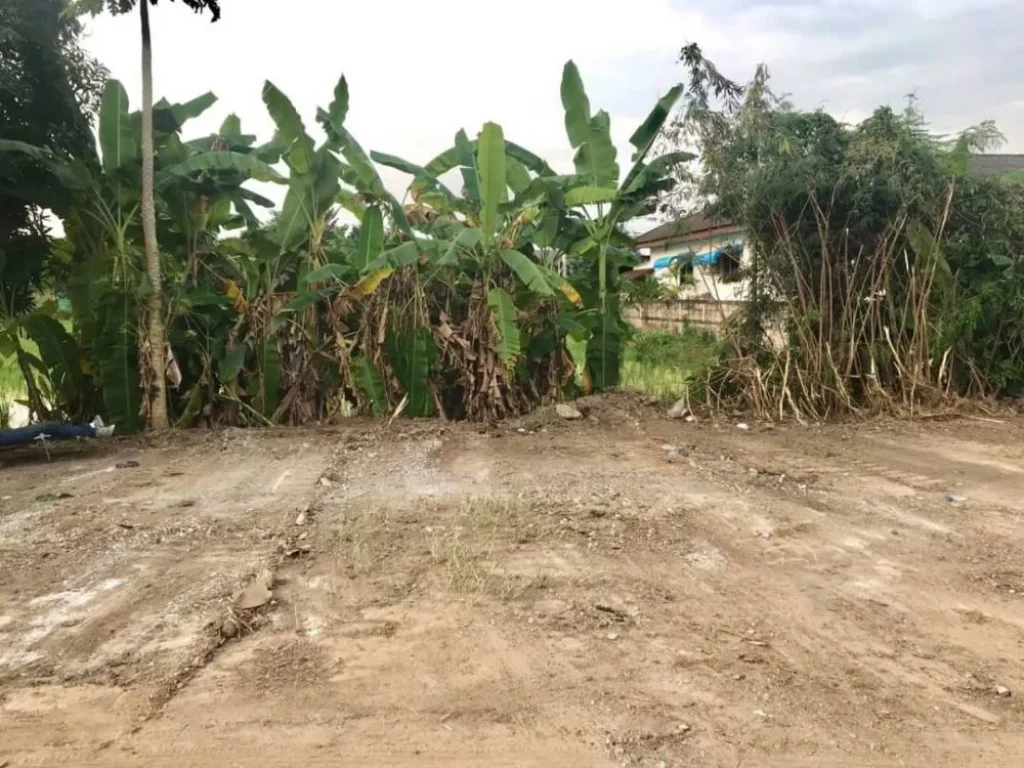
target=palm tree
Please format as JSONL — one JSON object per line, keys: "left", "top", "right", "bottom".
{"left": 73, "top": 0, "right": 221, "bottom": 429}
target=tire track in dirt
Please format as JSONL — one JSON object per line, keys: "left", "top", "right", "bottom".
{"left": 1, "top": 430, "right": 338, "bottom": 760}
{"left": 3, "top": 412, "right": 1024, "bottom": 766}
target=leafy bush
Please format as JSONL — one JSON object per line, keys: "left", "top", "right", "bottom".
{"left": 665, "top": 49, "right": 1024, "bottom": 419}
{"left": 621, "top": 275, "right": 675, "bottom": 307}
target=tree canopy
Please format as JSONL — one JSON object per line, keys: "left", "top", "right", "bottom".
{"left": 0, "top": 0, "right": 106, "bottom": 316}
{"left": 68, "top": 0, "right": 221, "bottom": 20}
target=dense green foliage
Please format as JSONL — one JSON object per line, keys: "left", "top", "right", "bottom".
{"left": 1, "top": 59, "right": 686, "bottom": 428}
{"left": 0, "top": 0, "right": 105, "bottom": 417}
{"left": 665, "top": 49, "right": 1024, "bottom": 417}
{"left": 8, "top": 27, "right": 1021, "bottom": 429}
{"left": 621, "top": 275, "right": 676, "bottom": 307}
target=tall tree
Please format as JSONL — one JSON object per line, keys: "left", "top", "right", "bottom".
{"left": 71, "top": 0, "right": 221, "bottom": 430}
{"left": 0, "top": 0, "right": 106, "bottom": 417}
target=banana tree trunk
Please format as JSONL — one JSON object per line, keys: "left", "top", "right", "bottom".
{"left": 139, "top": 0, "right": 169, "bottom": 430}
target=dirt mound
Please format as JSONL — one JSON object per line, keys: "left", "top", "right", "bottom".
{"left": 509, "top": 389, "right": 657, "bottom": 433}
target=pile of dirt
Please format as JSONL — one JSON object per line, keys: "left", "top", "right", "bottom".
{"left": 509, "top": 390, "right": 657, "bottom": 433}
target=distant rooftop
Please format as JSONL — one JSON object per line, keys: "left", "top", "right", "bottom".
{"left": 636, "top": 211, "right": 737, "bottom": 246}
{"left": 968, "top": 154, "right": 1024, "bottom": 177}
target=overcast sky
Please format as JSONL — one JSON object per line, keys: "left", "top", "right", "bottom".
{"left": 81, "top": 0, "right": 1024, "bottom": 208}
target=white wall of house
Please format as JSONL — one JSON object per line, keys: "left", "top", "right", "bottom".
{"left": 637, "top": 230, "right": 751, "bottom": 301}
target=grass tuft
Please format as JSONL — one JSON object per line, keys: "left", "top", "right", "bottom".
{"left": 620, "top": 327, "right": 722, "bottom": 401}
{"left": 428, "top": 496, "right": 549, "bottom": 599}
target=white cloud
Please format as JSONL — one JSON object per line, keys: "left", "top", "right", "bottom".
{"left": 81, "top": 0, "right": 712, "bottom": 207}
{"left": 79, "top": 0, "right": 1023, "bottom": 216}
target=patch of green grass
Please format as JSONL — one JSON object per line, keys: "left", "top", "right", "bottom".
{"left": 1, "top": 350, "right": 27, "bottom": 403}
{"left": 621, "top": 327, "right": 721, "bottom": 401}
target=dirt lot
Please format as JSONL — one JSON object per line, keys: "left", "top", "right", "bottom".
{"left": 2, "top": 396, "right": 1024, "bottom": 766}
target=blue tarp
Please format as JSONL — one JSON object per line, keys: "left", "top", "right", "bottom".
{"left": 0, "top": 423, "right": 97, "bottom": 447}
{"left": 652, "top": 248, "right": 729, "bottom": 271}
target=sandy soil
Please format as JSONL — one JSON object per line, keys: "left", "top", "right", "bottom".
{"left": 2, "top": 396, "right": 1023, "bottom": 766}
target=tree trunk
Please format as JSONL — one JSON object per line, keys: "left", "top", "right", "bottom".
{"left": 139, "top": 0, "right": 168, "bottom": 430}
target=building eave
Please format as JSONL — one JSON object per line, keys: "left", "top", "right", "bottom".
{"left": 639, "top": 222, "right": 742, "bottom": 251}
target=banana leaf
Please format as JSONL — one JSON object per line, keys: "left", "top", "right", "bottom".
{"left": 576, "top": 111, "right": 619, "bottom": 189}
{"left": 255, "top": 340, "right": 281, "bottom": 420}
{"left": 261, "top": 81, "right": 315, "bottom": 175}
{"left": 453, "top": 129, "right": 481, "bottom": 206}
{"left": 354, "top": 205, "right": 384, "bottom": 272}
{"left": 332, "top": 125, "right": 386, "bottom": 197}
{"left": 94, "top": 292, "right": 140, "bottom": 433}
{"left": 560, "top": 62, "right": 618, "bottom": 188}
{"left": 478, "top": 123, "right": 507, "bottom": 240}
{"left": 487, "top": 288, "right": 521, "bottom": 367}
{"left": 422, "top": 139, "right": 555, "bottom": 181}
{"left": 627, "top": 84, "right": 683, "bottom": 161}
{"left": 369, "top": 150, "right": 459, "bottom": 205}
{"left": 348, "top": 267, "right": 393, "bottom": 299}
{"left": 506, "top": 157, "right": 532, "bottom": 195}
{"left": 19, "top": 314, "right": 87, "bottom": 417}
{"left": 387, "top": 327, "right": 436, "bottom": 417}
{"left": 99, "top": 80, "right": 137, "bottom": 173}
{"left": 157, "top": 151, "right": 285, "bottom": 187}
{"left": 352, "top": 355, "right": 388, "bottom": 417}
{"left": 500, "top": 250, "right": 555, "bottom": 297}
{"left": 364, "top": 240, "right": 420, "bottom": 273}
{"left": 218, "top": 344, "right": 247, "bottom": 383}
{"left": 564, "top": 186, "right": 618, "bottom": 207}
{"left": 560, "top": 61, "right": 592, "bottom": 148}
{"left": 315, "top": 75, "right": 349, "bottom": 138}
{"left": 302, "top": 263, "right": 348, "bottom": 283}
{"left": 274, "top": 150, "right": 342, "bottom": 252}
{"left": 622, "top": 151, "right": 695, "bottom": 196}
{"left": 153, "top": 92, "right": 217, "bottom": 134}
{"left": 219, "top": 113, "right": 248, "bottom": 143}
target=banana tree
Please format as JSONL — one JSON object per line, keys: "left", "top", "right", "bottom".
{"left": 96, "top": 82, "right": 281, "bottom": 430}
{"left": 155, "top": 113, "right": 290, "bottom": 426}
{"left": 551, "top": 61, "right": 692, "bottom": 389}
{"left": 2, "top": 79, "right": 282, "bottom": 430}
{"left": 343, "top": 120, "right": 587, "bottom": 420}
{"left": 66, "top": 0, "right": 223, "bottom": 430}
{"left": 256, "top": 76, "right": 438, "bottom": 420}
{"left": 390, "top": 61, "right": 691, "bottom": 392}
{"left": 253, "top": 78, "right": 385, "bottom": 422}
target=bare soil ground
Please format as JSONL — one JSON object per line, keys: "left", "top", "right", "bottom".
{"left": 2, "top": 395, "right": 1024, "bottom": 766}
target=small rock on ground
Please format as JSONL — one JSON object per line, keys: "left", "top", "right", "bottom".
{"left": 667, "top": 398, "right": 690, "bottom": 419}
{"left": 556, "top": 403, "right": 583, "bottom": 420}
{"left": 237, "top": 568, "right": 275, "bottom": 610}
